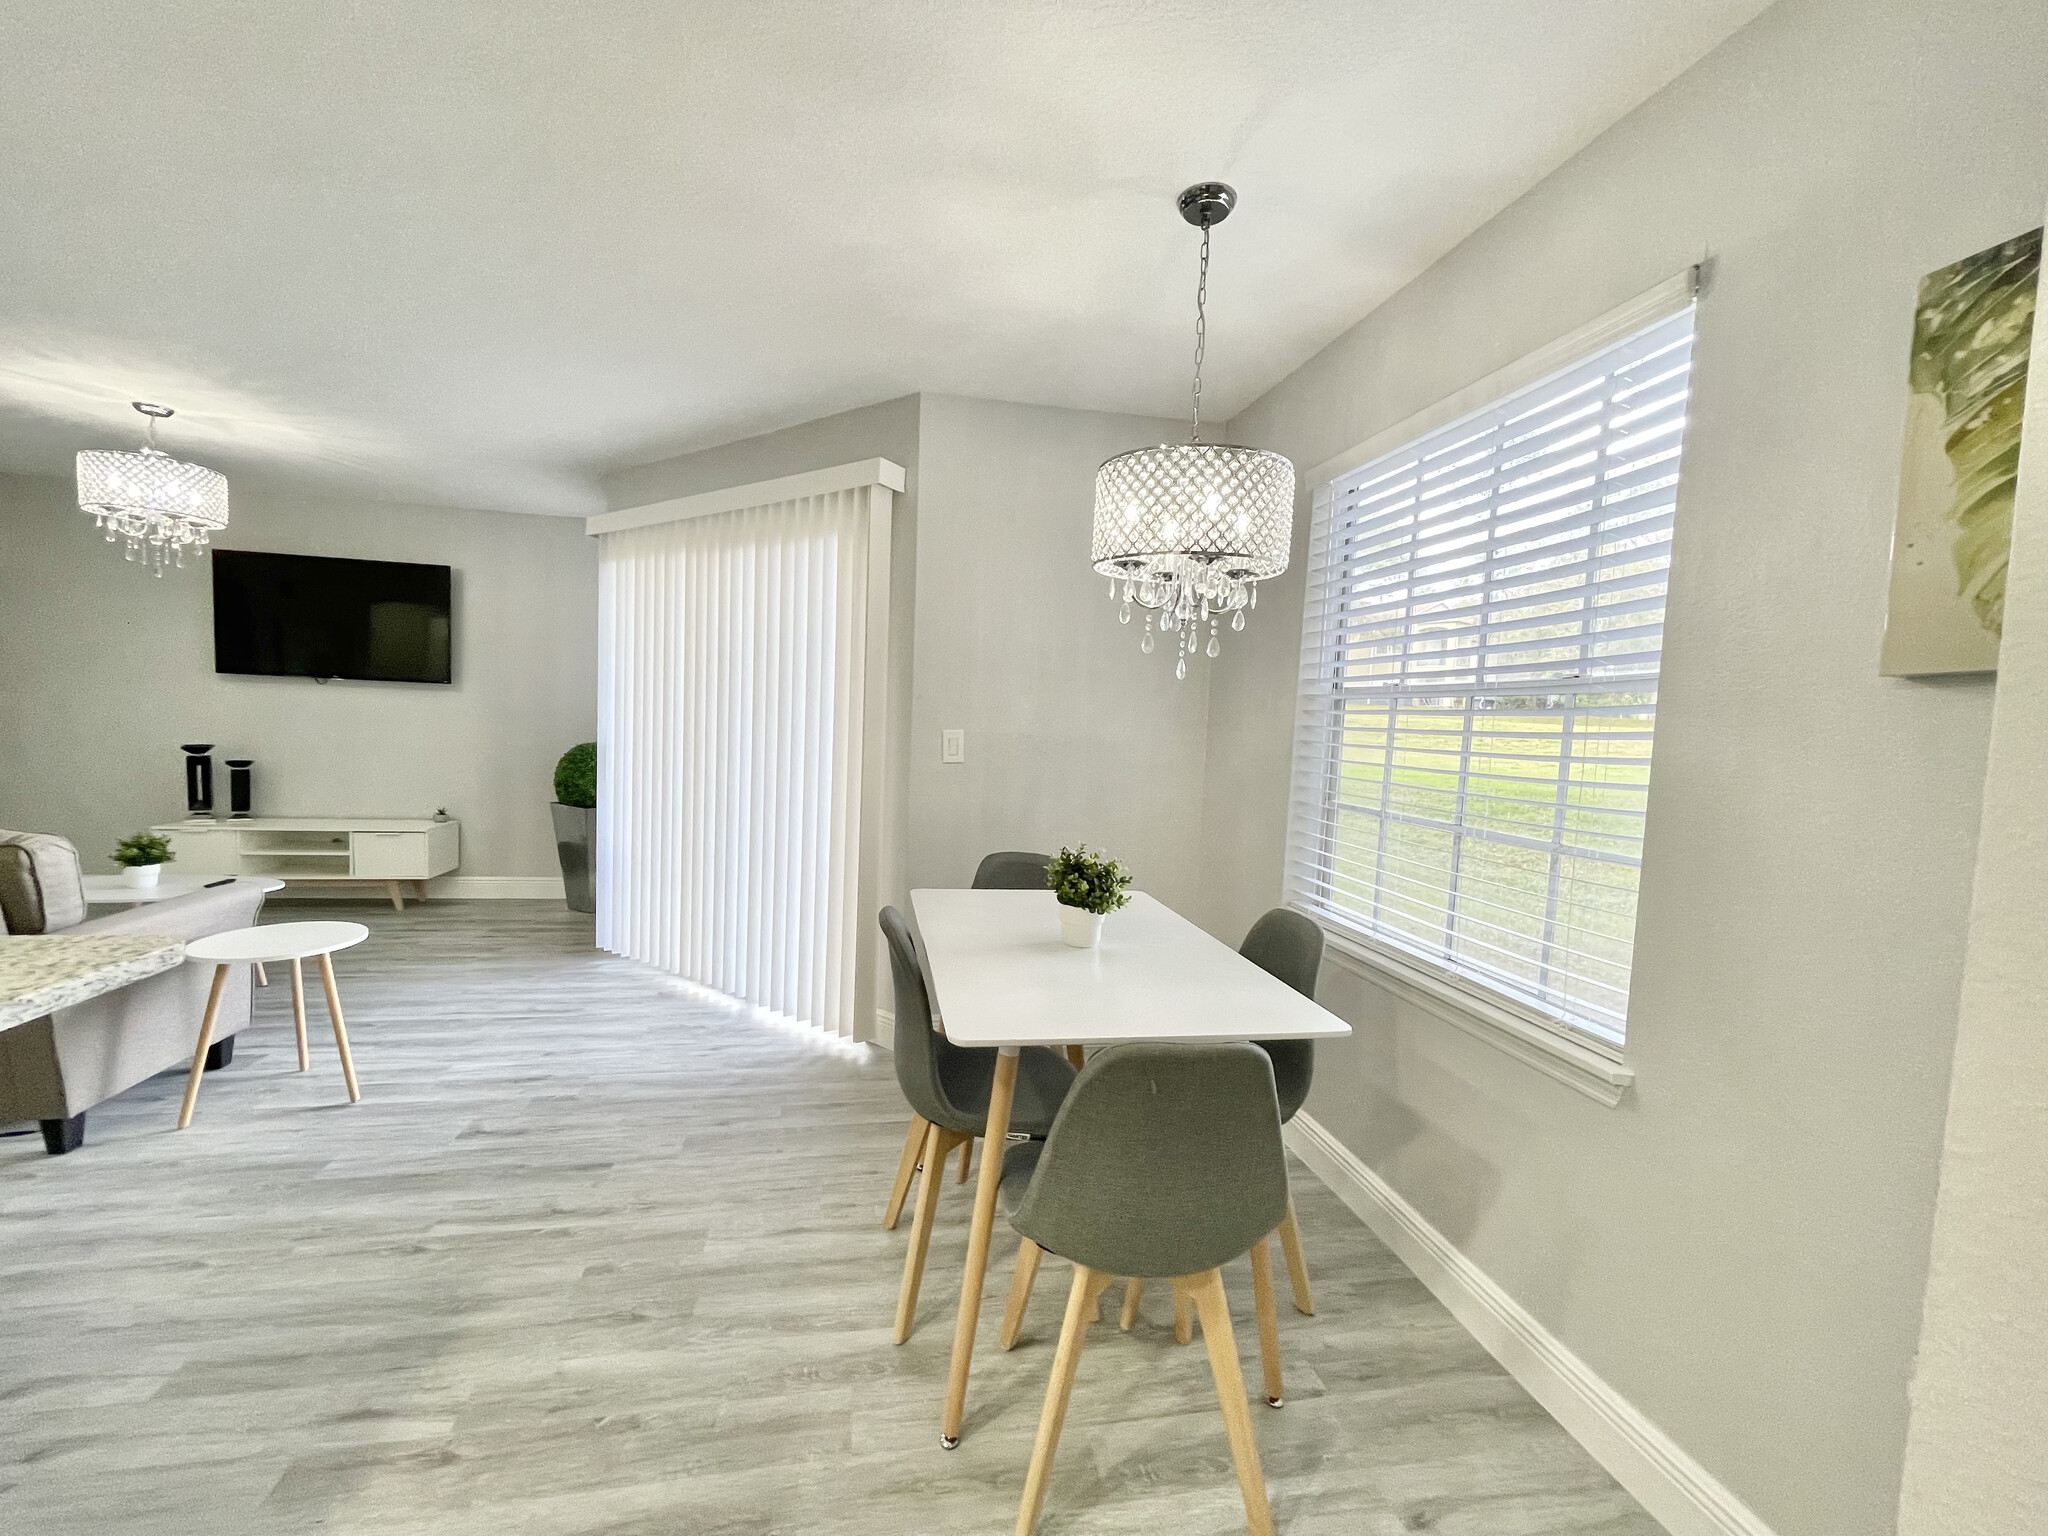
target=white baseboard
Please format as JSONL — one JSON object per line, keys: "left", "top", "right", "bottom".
{"left": 429, "top": 876, "right": 567, "bottom": 900}
{"left": 269, "top": 876, "right": 567, "bottom": 901}
{"left": 871, "top": 1007, "right": 894, "bottom": 1049}
{"left": 1285, "top": 1112, "right": 1775, "bottom": 1536}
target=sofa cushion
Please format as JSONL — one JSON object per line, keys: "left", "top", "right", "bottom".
{"left": 0, "top": 830, "right": 87, "bottom": 935}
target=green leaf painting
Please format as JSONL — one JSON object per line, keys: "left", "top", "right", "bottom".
{"left": 1882, "top": 226, "right": 2040, "bottom": 676}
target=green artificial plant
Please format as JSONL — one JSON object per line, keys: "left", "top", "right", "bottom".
{"left": 553, "top": 742, "right": 597, "bottom": 809}
{"left": 111, "top": 831, "right": 175, "bottom": 868}
{"left": 1047, "top": 844, "right": 1133, "bottom": 915}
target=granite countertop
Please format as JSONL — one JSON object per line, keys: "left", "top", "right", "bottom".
{"left": 0, "top": 933, "right": 187, "bottom": 1032}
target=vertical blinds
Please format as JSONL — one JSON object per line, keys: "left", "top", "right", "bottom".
{"left": 597, "top": 490, "right": 871, "bottom": 1037}
{"left": 1286, "top": 305, "right": 1695, "bottom": 1044}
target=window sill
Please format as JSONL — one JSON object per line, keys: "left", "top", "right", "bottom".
{"left": 1312, "top": 925, "right": 1635, "bottom": 1107}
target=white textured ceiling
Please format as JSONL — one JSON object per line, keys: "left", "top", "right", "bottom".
{"left": 0, "top": 1, "right": 1769, "bottom": 515}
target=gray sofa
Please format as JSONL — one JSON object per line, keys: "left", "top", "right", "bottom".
{"left": 0, "top": 830, "right": 266, "bottom": 1153}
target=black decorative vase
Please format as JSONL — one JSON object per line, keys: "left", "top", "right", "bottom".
{"left": 226, "top": 759, "right": 254, "bottom": 818}
{"left": 181, "top": 743, "right": 215, "bottom": 816}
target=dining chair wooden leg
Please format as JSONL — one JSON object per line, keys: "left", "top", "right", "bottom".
{"left": 315, "top": 952, "right": 362, "bottom": 1102}
{"left": 895, "top": 1123, "right": 953, "bottom": 1343}
{"left": 942, "top": 1047, "right": 1018, "bottom": 1447}
{"left": 1000, "top": 1236, "right": 1043, "bottom": 1350}
{"left": 1119, "top": 1276, "right": 1143, "bottom": 1331}
{"left": 175, "top": 964, "right": 232, "bottom": 1130}
{"left": 1186, "top": 1269, "right": 1277, "bottom": 1536}
{"left": 255, "top": 961, "right": 269, "bottom": 987}
{"left": 884, "top": 1113, "right": 930, "bottom": 1230}
{"left": 1277, "top": 1196, "right": 1314, "bottom": 1315}
{"left": 956, "top": 1135, "right": 973, "bottom": 1183}
{"left": 1249, "top": 1236, "right": 1284, "bottom": 1407}
{"left": 1174, "top": 1286, "right": 1195, "bottom": 1345}
{"left": 289, "top": 957, "right": 310, "bottom": 1072}
{"left": 1016, "top": 1264, "right": 1111, "bottom": 1536}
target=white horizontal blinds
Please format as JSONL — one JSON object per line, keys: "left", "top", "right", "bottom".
{"left": 1287, "top": 306, "right": 1695, "bottom": 1043}
{"left": 597, "top": 490, "right": 870, "bottom": 1037}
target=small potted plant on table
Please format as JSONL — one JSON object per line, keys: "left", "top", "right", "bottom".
{"left": 1047, "top": 844, "right": 1132, "bottom": 948}
{"left": 111, "top": 831, "right": 176, "bottom": 889}
{"left": 551, "top": 742, "right": 597, "bottom": 914}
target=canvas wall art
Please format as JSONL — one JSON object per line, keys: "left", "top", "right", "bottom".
{"left": 1881, "top": 225, "right": 2040, "bottom": 676}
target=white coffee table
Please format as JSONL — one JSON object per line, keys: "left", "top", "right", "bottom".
{"left": 177, "top": 921, "right": 368, "bottom": 1129}
{"left": 82, "top": 874, "right": 285, "bottom": 905}
{"left": 85, "top": 876, "right": 289, "bottom": 986}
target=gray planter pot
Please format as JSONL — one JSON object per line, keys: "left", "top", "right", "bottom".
{"left": 550, "top": 802, "right": 596, "bottom": 914}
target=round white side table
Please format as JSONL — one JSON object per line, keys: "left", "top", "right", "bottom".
{"left": 178, "top": 921, "right": 368, "bottom": 1129}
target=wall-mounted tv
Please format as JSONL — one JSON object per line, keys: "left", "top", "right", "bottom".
{"left": 212, "top": 550, "right": 453, "bottom": 684}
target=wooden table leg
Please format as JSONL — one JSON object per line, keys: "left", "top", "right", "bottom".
{"left": 1065, "top": 1044, "right": 1085, "bottom": 1071}
{"left": 316, "top": 951, "right": 362, "bottom": 1103}
{"left": 942, "top": 1043, "right": 1017, "bottom": 1447}
{"left": 176, "top": 965, "right": 231, "bottom": 1130}
{"left": 255, "top": 961, "right": 269, "bottom": 987}
{"left": 884, "top": 1113, "right": 930, "bottom": 1230}
{"left": 289, "top": 957, "right": 310, "bottom": 1071}
{"left": 1000, "top": 1237, "right": 1043, "bottom": 1351}
{"left": 1277, "top": 1195, "right": 1314, "bottom": 1315}
{"left": 1187, "top": 1269, "right": 1275, "bottom": 1536}
{"left": 1016, "top": 1265, "right": 1113, "bottom": 1536}
{"left": 1250, "top": 1235, "right": 1285, "bottom": 1407}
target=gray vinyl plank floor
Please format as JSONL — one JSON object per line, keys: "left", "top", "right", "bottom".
{"left": 0, "top": 901, "right": 1664, "bottom": 1535}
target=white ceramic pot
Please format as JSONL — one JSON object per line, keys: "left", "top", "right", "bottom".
{"left": 1058, "top": 904, "right": 1105, "bottom": 949}
{"left": 122, "top": 863, "right": 162, "bottom": 888}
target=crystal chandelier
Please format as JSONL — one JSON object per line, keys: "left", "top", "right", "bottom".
{"left": 1091, "top": 182, "right": 1295, "bottom": 679}
{"left": 77, "top": 402, "right": 230, "bottom": 576}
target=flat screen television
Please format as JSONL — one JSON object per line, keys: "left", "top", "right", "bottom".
{"left": 212, "top": 550, "right": 453, "bottom": 684}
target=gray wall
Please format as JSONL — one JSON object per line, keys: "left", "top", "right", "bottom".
{"left": 0, "top": 471, "right": 596, "bottom": 879}
{"left": 1894, "top": 203, "right": 2048, "bottom": 1536}
{"left": 1202, "top": 0, "right": 2046, "bottom": 1531}
{"left": 911, "top": 394, "right": 1208, "bottom": 907}
{"left": 602, "top": 392, "right": 1213, "bottom": 921}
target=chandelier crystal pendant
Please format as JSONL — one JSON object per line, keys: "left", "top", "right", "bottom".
{"left": 76, "top": 402, "right": 230, "bottom": 576}
{"left": 1091, "top": 182, "right": 1295, "bottom": 680}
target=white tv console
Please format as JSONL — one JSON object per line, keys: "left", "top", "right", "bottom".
{"left": 152, "top": 817, "right": 460, "bottom": 910}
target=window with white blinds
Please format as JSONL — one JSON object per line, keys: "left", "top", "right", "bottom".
{"left": 1286, "top": 303, "right": 1695, "bottom": 1046}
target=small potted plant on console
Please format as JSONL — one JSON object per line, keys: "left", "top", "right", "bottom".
{"left": 1047, "top": 844, "right": 1132, "bottom": 948}
{"left": 111, "top": 830, "right": 176, "bottom": 889}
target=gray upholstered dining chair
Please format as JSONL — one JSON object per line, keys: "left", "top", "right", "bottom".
{"left": 969, "top": 849, "right": 1055, "bottom": 890}
{"left": 880, "top": 850, "right": 1058, "bottom": 1229}
{"left": 1113, "top": 905, "right": 1327, "bottom": 1336}
{"left": 878, "top": 905, "right": 1076, "bottom": 1343}
{"left": 1241, "top": 907, "right": 1324, "bottom": 1317}
{"left": 999, "top": 1042, "right": 1290, "bottom": 1536}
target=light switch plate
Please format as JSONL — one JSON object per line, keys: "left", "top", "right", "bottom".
{"left": 941, "top": 728, "right": 965, "bottom": 763}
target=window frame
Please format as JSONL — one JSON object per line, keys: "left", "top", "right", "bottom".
{"left": 1284, "top": 271, "right": 1698, "bottom": 1081}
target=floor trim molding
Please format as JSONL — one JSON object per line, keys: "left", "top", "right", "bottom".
{"left": 1284, "top": 1112, "right": 1776, "bottom": 1536}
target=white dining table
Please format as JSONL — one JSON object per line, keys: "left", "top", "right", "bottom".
{"left": 908, "top": 887, "right": 1350, "bottom": 1447}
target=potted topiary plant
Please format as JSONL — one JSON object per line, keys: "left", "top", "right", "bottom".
{"left": 1046, "top": 844, "right": 1132, "bottom": 948}
{"left": 550, "top": 742, "right": 597, "bottom": 914}
{"left": 111, "top": 830, "right": 176, "bottom": 889}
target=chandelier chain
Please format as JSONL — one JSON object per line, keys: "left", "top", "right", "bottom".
{"left": 1190, "top": 224, "right": 1209, "bottom": 444}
